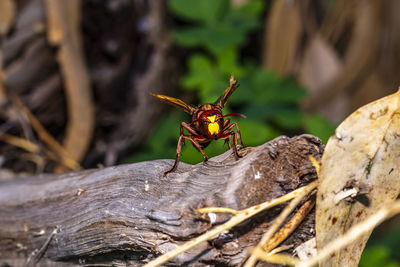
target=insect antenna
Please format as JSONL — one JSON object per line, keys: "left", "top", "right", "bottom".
{"left": 219, "top": 113, "right": 246, "bottom": 119}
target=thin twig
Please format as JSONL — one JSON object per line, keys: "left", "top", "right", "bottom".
{"left": 26, "top": 226, "right": 60, "bottom": 266}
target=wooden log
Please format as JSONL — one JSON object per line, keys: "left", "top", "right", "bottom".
{"left": 0, "top": 135, "right": 323, "bottom": 266}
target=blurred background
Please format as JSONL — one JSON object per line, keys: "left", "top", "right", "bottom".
{"left": 0, "top": 0, "right": 399, "bottom": 265}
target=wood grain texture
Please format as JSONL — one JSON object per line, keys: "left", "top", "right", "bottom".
{"left": 0, "top": 135, "right": 323, "bottom": 266}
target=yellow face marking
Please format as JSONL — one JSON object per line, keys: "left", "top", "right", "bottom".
{"left": 207, "top": 115, "right": 219, "bottom": 135}
{"left": 208, "top": 115, "right": 216, "bottom": 123}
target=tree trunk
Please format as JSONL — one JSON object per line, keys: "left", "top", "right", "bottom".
{"left": 0, "top": 135, "right": 323, "bottom": 266}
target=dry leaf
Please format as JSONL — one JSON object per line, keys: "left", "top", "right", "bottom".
{"left": 316, "top": 90, "right": 400, "bottom": 266}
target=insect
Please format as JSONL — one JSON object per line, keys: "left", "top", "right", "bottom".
{"left": 150, "top": 74, "right": 245, "bottom": 175}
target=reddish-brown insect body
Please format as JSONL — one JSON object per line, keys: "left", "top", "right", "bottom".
{"left": 150, "top": 74, "right": 245, "bottom": 175}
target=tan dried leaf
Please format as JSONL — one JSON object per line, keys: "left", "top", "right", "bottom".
{"left": 316, "top": 90, "right": 400, "bottom": 266}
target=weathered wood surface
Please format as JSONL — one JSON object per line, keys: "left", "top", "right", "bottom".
{"left": 0, "top": 135, "right": 323, "bottom": 266}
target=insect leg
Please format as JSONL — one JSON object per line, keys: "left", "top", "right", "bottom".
{"left": 221, "top": 122, "right": 235, "bottom": 148}
{"left": 222, "top": 119, "right": 231, "bottom": 148}
{"left": 223, "top": 122, "right": 244, "bottom": 147}
{"left": 181, "top": 122, "right": 209, "bottom": 161}
{"left": 232, "top": 122, "right": 244, "bottom": 147}
{"left": 220, "top": 131, "right": 241, "bottom": 159}
{"left": 165, "top": 122, "right": 201, "bottom": 176}
{"left": 164, "top": 134, "right": 185, "bottom": 176}
{"left": 231, "top": 130, "right": 242, "bottom": 158}
{"left": 181, "top": 122, "right": 199, "bottom": 135}
{"left": 188, "top": 135, "right": 209, "bottom": 161}
{"left": 222, "top": 118, "right": 231, "bottom": 129}
{"left": 221, "top": 121, "right": 244, "bottom": 158}
{"left": 224, "top": 138, "right": 231, "bottom": 149}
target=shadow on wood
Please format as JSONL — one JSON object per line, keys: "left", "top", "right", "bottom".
{"left": 0, "top": 135, "right": 323, "bottom": 266}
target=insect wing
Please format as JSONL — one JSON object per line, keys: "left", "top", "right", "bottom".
{"left": 150, "top": 93, "right": 195, "bottom": 115}
{"left": 215, "top": 74, "right": 239, "bottom": 109}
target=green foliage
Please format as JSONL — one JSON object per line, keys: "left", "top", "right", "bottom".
{"left": 131, "top": 0, "right": 335, "bottom": 164}
{"left": 360, "top": 245, "right": 399, "bottom": 267}
{"left": 169, "top": 0, "right": 262, "bottom": 54}
{"left": 169, "top": 0, "right": 229, "bottom": 25}
{"left": 360, "top": 227, "right": 400, "bottom": 267}
{"left": 304, "top": 114, "right": 336, "bottom": 144}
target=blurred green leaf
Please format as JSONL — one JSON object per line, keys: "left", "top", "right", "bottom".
{"left": 147, "top": 115, "right": 180, "bottom": 151}
{"left": 173, "top": 25, "right": 245, "bottom": 54}
{"left": 272, "top": 107, "right": 304, "bottom": 129}
{"left": 229, "top": 68, "right": 307, "bottom": 106}
{"left": 251, "top": 70, "right": 307, "bottom": 103}
{"left": 179, "top": 142, "right": 204, "bottom": 164}
{"left": 216, "top": 47, "right": 241, "bottom": 74}
{"left": 180, "top": 139, "right": 229, "bottom": 164}
{"left": 199, "top": 79, "right": 228, "bottom": 104}
{"left": 304, "top": 114, "right": 335, "bottom": 144}
{"left": 226, "top": 75, "right": 255, "bottom": 104}
{"left": 130, "top": 112, "right": 185, "bottom": 163}
{"left": 360, "top": 245, "right": 399, "bottom": 267}
{"left": 168, "top": 0, "right": 229, "bottom": 24}
{"left": 170, "top": 0, "right": 263, "bottom": 54}
{"left": 172, "top": 27, "right": 206, "bottom": 47}
{"left": 204, "top": 25, "right": 245, "bottom": 53}
{"left": 364, "top": 227, "right": 400, "bottom": 262}
{"left": 224, "top": 0, "right": 264, "bottom": 32}
{"left": 242, "top": 104, "right": 275, "bottom": 120}
{"left": 181, "top": 54, "right": 215, "bottom": 91}
{"left": 235, "top": 0, "right": 264, "bottom": 17}
{"left": 181, "top": 54, "right": 230, "bottom": 104}
{"left": 239, "top": 119, "right": 280, "bottom": 146}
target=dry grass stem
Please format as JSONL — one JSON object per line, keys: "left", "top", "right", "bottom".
{"left": 308, "top": 155, "right": 320, "bottom": 177}
{"left": 9, "top": 93, "right": 80, "bottom": 171}
{"left": 195, "top": 207, "right": 238, "bottom": 215}
{"left": 0, "top": 132, "right": 39, "bottom": 153}
{"left": 268, "top": 244, "right": 293, "bottom": 255}
{"left": 257, "top": 252, "right": 299, "bottom": 266}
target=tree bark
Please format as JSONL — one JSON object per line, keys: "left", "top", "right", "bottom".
{"left": 0, "top": 135, "right": 323, "bottom": 266}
